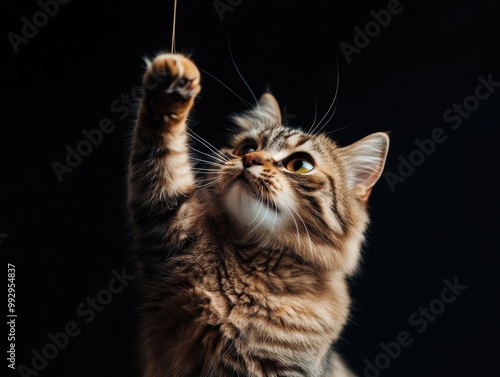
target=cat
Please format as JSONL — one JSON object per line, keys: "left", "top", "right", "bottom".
{"left": 127, "top": 53, "right": 389, "bottom": 377}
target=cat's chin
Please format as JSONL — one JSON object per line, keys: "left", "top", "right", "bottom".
{"left": 225, "top": 181, "right": 283, "bottom": 232}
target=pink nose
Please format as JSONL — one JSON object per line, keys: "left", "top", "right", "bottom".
{"left": 242, "top": 153, "right": 263, "bottom": 168}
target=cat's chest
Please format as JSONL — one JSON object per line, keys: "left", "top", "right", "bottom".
{"left": 189, "top": 251, "right": 348, "bottom": 340}
{"left": 163, "top": 245, "right": 350, "bottom": 375}
{"left": 179, "top": 260, "right": 347, "bottom": 376}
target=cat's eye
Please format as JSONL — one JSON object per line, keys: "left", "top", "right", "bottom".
{"left": 285, "top": 155, "right": 314, "bottom": 174}
{"left": 234, "top": 139, "right": 258, "bottom": 156}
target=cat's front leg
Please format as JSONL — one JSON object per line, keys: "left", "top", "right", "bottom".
{"left": 128, "top": 54, "right": 200, "bottom": 235}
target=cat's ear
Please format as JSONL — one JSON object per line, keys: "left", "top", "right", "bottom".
{"left": 340, "top": 132, "right": 390, "bottom": 201}
{"left": 231, "top": 93, "right": 282, "bottom": 130}
{"left": 258, "top": 93, "right": 282, "bottom": 125}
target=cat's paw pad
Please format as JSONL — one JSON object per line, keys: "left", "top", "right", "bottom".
{"left": 143, "top": 54, "right": 200, "bottom": 116}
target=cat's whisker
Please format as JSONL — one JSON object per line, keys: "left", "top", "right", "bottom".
{"left": 271, "top": 188, "right": 314, "bottom": 257}
{"left": 193, "top": 168, "right": 220, "bottom": 173}
{"left": 274, "top": 194, "right": 301, "bottom": 248}
{"left": 259, "top": 180, "right": 280, "bottom": 230}
{"left": 309, "top": 95, "right": 336, "bottom": 135}
{"left": 257, "top": 200, "right": 276, "bottom": 232}
{"left": 228, "top": 34, "right": 259, "bottom": 107}
{"left": 313, "top": 101, "right": 337, "bottom": 135}
{"left": 188, "top": 130, "right": 230, "bottom": 162}
{"left": 194, "top": 174, "right": 219, "bottom": 181}
{"left": 248, "top": 187, "right": 266, "bottom": 229}
{"left": 197, "top": 173, "right": 222, "bottom": 182}
{"left": 306, "top": 98, "right": 319, "bottom": 135}
{"left": 309, "top": 61, "right": 339, "bottom": 135}
{"left": 284, "top": 205, "right": 302, "bottom": 248}
{"left": 251, "top": 188, "right": 272, "bottom": 231}
{"left": 190, "top": 157, "right": 225, "bottom": 167}
{"left": 282, "top": 201, "right": 304, "bottom": 246}
{"left": 213, "top": 202, "right": 232, "bottom": 217}
{"left": 189, "top": 146, "right": 228, "bottom": 164}
{"left": 194, "top": 170, "right": 223, "bottom": 182}
{"left": 227, "top": 34, "right": 267, "bottom": 127}
{"left": 324, "top": 121, "right": 355, "bottom": 136}
{"left": 196, "top": 177, "right": 224, "bottom": 189}
{"left": 287, "top": 203, "right": 314, "bottom": 257}
{"left": 200, "top": 69, "right": 253, "bottom": 110}
{"left": 220, "top": 176, "right": 233, "bottom": 194}
{"left": 196, "top": 173, "right": 225, "bottom": 185}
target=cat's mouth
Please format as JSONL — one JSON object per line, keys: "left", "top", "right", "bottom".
{"left": 235, "top": 173, "right": 280, "bottom": 213}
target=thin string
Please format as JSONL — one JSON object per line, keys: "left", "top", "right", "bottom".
{"left": 171, "top": 0, "right": 178, "bottom": 53}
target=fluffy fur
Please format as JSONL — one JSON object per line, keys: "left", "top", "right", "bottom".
{"left": 127, "top": 53, "right": 389, "bottom": 377}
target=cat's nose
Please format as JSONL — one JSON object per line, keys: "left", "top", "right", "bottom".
{"left": 242, "top": 153, "right": 263, "bottom": 168}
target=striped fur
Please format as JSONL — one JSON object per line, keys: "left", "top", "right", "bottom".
{"left": 127, "top": 54, "right": 389, "bottom": 377}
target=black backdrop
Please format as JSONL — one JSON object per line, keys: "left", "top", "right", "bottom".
{"left": 2, "top": 0, "right": 499, "bottom": 376}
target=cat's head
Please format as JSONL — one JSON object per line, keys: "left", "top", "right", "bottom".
{"left": 207, "top": 93, "right": 389, "bottom": 274}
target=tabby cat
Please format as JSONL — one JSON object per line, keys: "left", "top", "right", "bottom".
{"left": 127, "top": 53, "right": 389, "bottom": 377}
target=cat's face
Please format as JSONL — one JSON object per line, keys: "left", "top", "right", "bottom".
{"left": 209, "top": 94, "right": 389, "bottom": 272}
{"left": 221, "top": 126, "right": 342, "bottom": 233}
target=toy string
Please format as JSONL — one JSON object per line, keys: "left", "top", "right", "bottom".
{"left": 171, "top": 0, "right": 178, "bottom": 52}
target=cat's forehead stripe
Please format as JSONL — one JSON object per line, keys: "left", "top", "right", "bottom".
{"left": 264, "top": 127, "right": 312, "bottom": 150}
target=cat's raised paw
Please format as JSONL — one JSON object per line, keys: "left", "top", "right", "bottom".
{"left": 143, "top": 53, "right": 201, "bottom": 118}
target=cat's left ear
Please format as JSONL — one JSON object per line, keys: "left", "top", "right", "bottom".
{"left": 340, "top": 132, "right": 390, "bottom": 201}
{"left": 258, "top": 93, "right": 282, "bottom": 125}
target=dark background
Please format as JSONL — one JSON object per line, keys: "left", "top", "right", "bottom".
{"left": 2, "top": 0, "right": 499, "bottom": 376}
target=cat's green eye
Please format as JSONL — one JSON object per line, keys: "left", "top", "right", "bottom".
{"left": 234, "top": 140, "right": 258, "bottom": 156}
{"left": 285, "top": 156, "right": 314, "bottom": 174}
